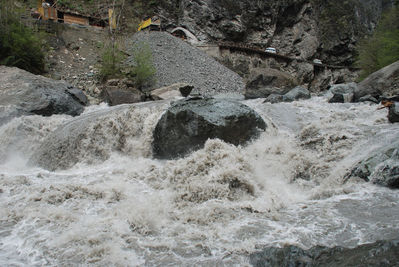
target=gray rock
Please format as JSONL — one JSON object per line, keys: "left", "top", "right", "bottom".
{"left": 250, "top": 239, "right": 399, "bottom": 267}
{"left": 345, "top": 139, "right": 399, "bottom": 189}
{"left": 103, "top": 87, "right": 145, "bottom": 106}
{"left": 358, "top": 94, "right": 379, "bottom": 103}
{"left": 328, "top": 82, "right": 356, "bottom": 103}
{"left": 0, "top": 66, "right": 87, "bottom": 125}
{"left": 102, "top": 78, "right": 146, "bottom": 106}
{"left": 152, "top": 98, "right": 267, "bottom": 159}
{"left": 356, "top": 60, "right": 399, "bottom": 101}
{"left": 244, "top": 68, "right": 298, "bottom": 99}
{"left": 263, "top": 94, "right": 284, "bottom": 104}
{"left": 283, "top": 86, "right": 311, "bottom": 102}
{"left": 388, "top": 102, "right": 399, "bottom": 123}
{"left": 150, "top": 83, "right": 194, "bottom": 100}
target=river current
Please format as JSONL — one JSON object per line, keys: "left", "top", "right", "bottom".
{"left": 1, "top": 96, "right": 399, "bottom": 266}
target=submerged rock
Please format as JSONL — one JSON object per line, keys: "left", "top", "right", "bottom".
{"left": 0, "top": 66, "right": 87, "bottom": 125}
{"left": 250, "top": 239, "right": 399, "bottom": 267}
{"left": 345, "top": 139, "right": 399, "bottom": 189}
{"left": 152, "top": 98, "right": 267, "bottom": 159}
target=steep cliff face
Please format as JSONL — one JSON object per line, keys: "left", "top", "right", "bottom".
{"left": 158, "top": 0, "right": 395, "bottom": 65}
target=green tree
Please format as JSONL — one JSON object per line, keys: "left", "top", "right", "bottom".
{"left": 98, "top": 41, "right": 126, "bottom": 81}
{"left": 128, "top": 41, "right": 156, "bottom": 89}
{"left": 0, "top": 0, "right": 46, "bottom": 74}
{"left": 357, "top": 5, "right": 399, "bottom": 80}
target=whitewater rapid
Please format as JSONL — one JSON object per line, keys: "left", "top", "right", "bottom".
{"left": 1, "top": 97, "right": 399, "bottom": 266}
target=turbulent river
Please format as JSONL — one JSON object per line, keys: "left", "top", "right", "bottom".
{"left": 1, "top": 96, "right": 399, "bottom": 266}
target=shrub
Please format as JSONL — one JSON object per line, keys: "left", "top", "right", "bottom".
{"left": 356, "top": 5, "right": 399, "bottom": 80}
{"left": 128, "top": 41, "right": 156, "bottom": 89}
{"left": 98, "top": 42, "right": 126, "bottom": 81}
{"left": 0, "top": 1, "right": 46, "bottom": 74}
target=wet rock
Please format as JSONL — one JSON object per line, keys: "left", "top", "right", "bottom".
{"left": 388, "top": 102, "right": 399, "bottom": 123}
{"left": 358, "top": 94, "right": 379, "bottom": 103}
{"left": 355, "top": 60, "right": 399, "bottom": 102}
{"left": 263, "top": 87, "right": 311, "bottom": 104}
{"left": 0, "top": 66, "right": 87, "bottom": 125}
{"left": 152, "top": 98, "right": 267, "bottom": 159}
{"left": 283, "top": 86, "right": 311, "bottom": 102}
{"left": 244, "top": 68, "right": 298, "bottom": 99}
{"left": 150, "top": 83, "right": 194, "bottom": 100}
{"left": 328, "top": 82, "right": 356, "bottom": 103}
{"left": 250, "top": 239, "right": 399, "bottom": 267}
{"left": 345, "top": 139, "right": 399, "bottom": 189}
{"left": 263, "top": 94, "right": 284, "bottom": 104}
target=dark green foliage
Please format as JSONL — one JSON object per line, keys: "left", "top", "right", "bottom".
{"left": 357, "top": 5, "right": 399, "bottom": 80}
{"left": 98, "top": 42, "right": 126, "bottom": 81}
{"left": 0, "top": 1, "right": 45, "bottom": 74}
{"left": 128, "top": 41, "right": 156, "bottom": 89}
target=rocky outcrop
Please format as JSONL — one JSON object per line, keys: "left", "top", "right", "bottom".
{"left": 102, "top": 79, "right": 145, "bottom": 106}
{"left": 244, "top": 68, "right": 298, "bottom": 99}
{"left": 345, "top": 139, "right": 399, "bottom": 189}
{"left": 355, "top": 60, "right": 399, "bottom": 101}
{"left": 0, "top": 66, "right": 87, "bottom": 125}
{"left": 250, "top": 239, "right": 399, "bottom": 267}
{"left": 152, "top": 98, "right": 267, "bottom": 159}
{"left": 159, "top": 0, "right": 393, "bottom": 65}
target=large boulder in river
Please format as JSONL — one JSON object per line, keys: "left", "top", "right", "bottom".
{"left": 355, "top": 60, "right": 399, "bottom": 102}
{"left": 152, "top": 98, "right": 267, "bottom": 159}
{"left": 244, "top": 68, "right": 298, "bottom": 99}
{"left": 328, "top": 82, "right": 356, "bottom": 103}
{"left": 345, "top": 139, "right": 399, "bottom": 189}
{"left": 0, "top": 66, "right": 87, "bottom": 125}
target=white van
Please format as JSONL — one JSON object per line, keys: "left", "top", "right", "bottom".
{"left": 265, "top": 47, "right": 277, "bottom": 54}
{"left": 313, "top": 59, "right": 322, "bottom": 65}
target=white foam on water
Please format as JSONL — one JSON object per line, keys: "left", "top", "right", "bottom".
{"left": 1, "top": 97, "right": 399, "bottom": 265}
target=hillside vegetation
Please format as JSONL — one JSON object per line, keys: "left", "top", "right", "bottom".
{"left": 356, "top": 4, "right": 399, "bottom": 79}
{"left": 0, "top": 0, "right": 46, "bottom": 74}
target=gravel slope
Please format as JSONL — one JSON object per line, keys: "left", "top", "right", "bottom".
{"left": 128, "top": 31, "right": 244, "bottom": 97}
